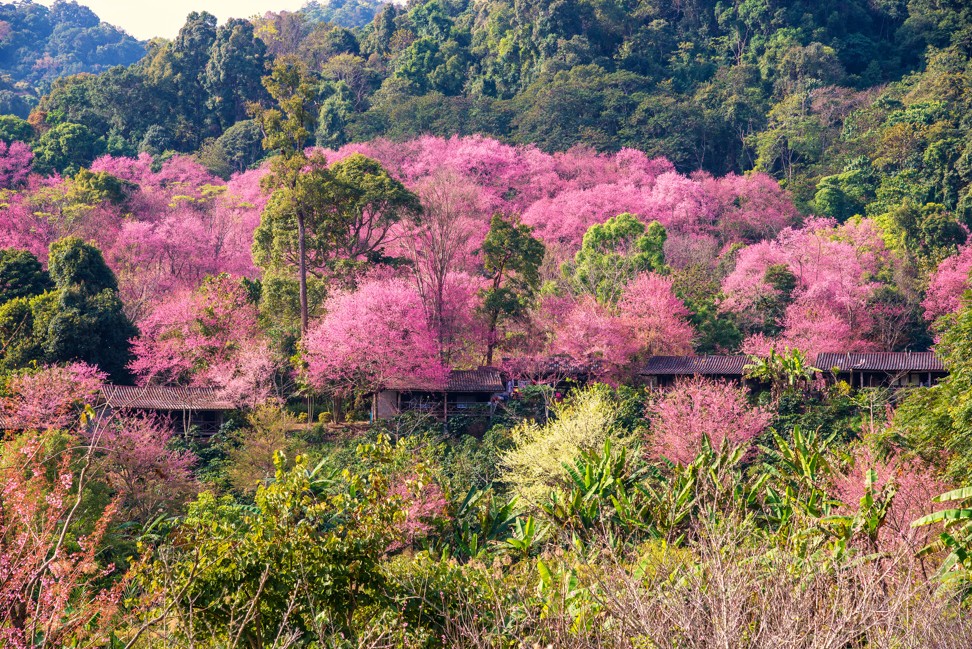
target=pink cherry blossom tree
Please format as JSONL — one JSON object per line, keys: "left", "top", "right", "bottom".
{"left": 535, "top": 273, "right": 694, "bottom": 383}
{"left": 721, "top": 218, "right": 892, "bottom": 356}
{"left": 129, "top": 274, "right": 277, "bottom": 407}
{"left": 618, "top": 272, "right": 695, "bottom": 357}
{"left": 646, "top": 378, "right": 773, "bottom": 465}
{"left": 542, "top": 294, "right": 641, "bottom": 383}
{"left": 0, "top": 430, "right": 124, "bottom": 648}
{"left": 97, "top": 415, "right": 198, "bottom": 523}
{"left": 0, "top": 140, "right": 33, "bottom": 189}
{"left": 303, "top": 274, "right": 449, "bottom": 399}
{"left": 831, "top": 441, "right": 949, "bottom": 553}
{"left": 398, "top": 170, "right": 488, "bottom": 363}
{"left": 924, "top": 243, "right": 972, "bottom": 322}
{"left": 0, "top": 363, "right": 105, "bottom": 431}
{"left": 388, "top": 475, "right": 449, "bottom": 551}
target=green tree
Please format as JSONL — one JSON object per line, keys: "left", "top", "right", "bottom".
{"left": 135, "top": 444, "right": 406, "bottom": 642}
{"left": 0, "top": 249, "right": 51, "bottom": 305}
{"left": 567, "top": 213, "right": 666, "bottom": 303}
{"left": 43, "top": 238, "right": 136, "bottom": 381}
{"left": 204, "top": 18, "right": 269, "bottom": 131}
{"left": 252, "top": 58, "right": 421, "bottom": 338}
{"left": 744, "top": 348, "right": 820, "bottom": 397}
{"left": 32, "top": 122, "right": 103, "bottom": 176}
{"left": 814, "top": 169, "right": 872, "bottom": 221}
{"left": 48, "top": 236, "right": 119, "bottom": 295}
{"left": 478, "top": 214, "right": 545, "bottom": 365}
{"left": 0, "top": 115, "right": 32, "bottom": 143}
{"left": 172, "top": 11, "right": 219, "bottom": 143}
{"left": 196, "top": 120, "right": 265, "bottom": 177}
{"left": 896, "top": 295, "right": 972, "bottom": 479}
{"left": 0, "top": 238, "right": 136, "bottom": 381}
{"left": 751, "top": 93, "right": 825, "bottom": 184}
{"left": 315, "top": 82, "right": 355, "bottom": 147}
{"left": 0, "top": 297, "right": 41, "bottom": 368}
{"left": 250, "top": 57, "right": 321, "bottom": 338}
{"left": 216, "top": 119, "right": 265, "bottom": 172}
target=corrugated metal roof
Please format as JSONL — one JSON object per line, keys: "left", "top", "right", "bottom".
{"left": 387, "top": 368, "right": 506, "bottom": 393}
{"left": 641, "top": 355, "right": 751, "bottom": 376}
{"left": 447, "top": 368, "right": 506, "bottom": 393}
{"left": 101, "top": 385, "right": 236, "bottom": 411}
{"left": 503, "top": 354, "right": 602, "bottom": 379}
{"left": 816, "top": 352, "right": 945, "bottom": 373}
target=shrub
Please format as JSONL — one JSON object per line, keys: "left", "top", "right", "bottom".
{"left": 224, "top": 405, "right": 305, "bottom": 495}
{"left": 502, "top": 387, "right": 636, "bottom": 506}
{"left": 646, "top": 378, "right": 773, "bottom": 465}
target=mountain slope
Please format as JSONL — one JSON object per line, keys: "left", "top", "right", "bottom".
{"left": 0, "top": 0, "right": 144, "bottom": 115}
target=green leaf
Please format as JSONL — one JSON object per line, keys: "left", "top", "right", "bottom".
{"left": 933, "top": 486, "right": 972, "bottom": 503}
{"left": 912, "top": 509, "right": 972, "bottom": 527}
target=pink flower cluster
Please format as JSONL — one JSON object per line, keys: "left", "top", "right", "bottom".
{"left": 646, "top": 378, "right": 773, "bottom": 465}
{"left": 322, "top": 136, "right": 797, "bottom": 255}
{"left": 0, "top": 140, "right": 32, "bottom": 189}
{"left": 0, "top": 363, "right": 105, "bottom": 430}
{"left": 129, "top": 274, "right": 277, "bottom": 406}
{"left": 722, "top": 218, "right": 891, "bottom": 356}
{"left": 304, "top": 274, "right": 450, "bottom": 395}
{"left": 540, "top": 273, "right": 695, "bottom": 382}
{"left": 924, "top": 243, "right": 972, "bottom": 322}
{"left": 831, "top": 442, "right": 948, "bottom": 553}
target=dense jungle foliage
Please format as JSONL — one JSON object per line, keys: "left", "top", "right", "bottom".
{"left": 6, "top": 0, "right": 972, "bottom": 647}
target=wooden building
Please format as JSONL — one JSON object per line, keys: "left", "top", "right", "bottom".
{"left": 101, "top": 385, "right": 236, "bottom": 436}
{"left": 641, "top": 351, "right": 948, "bottom": 390}
{"left": 372, "top": 368, "right": 507, "bottom": 421}
{"left": 815, "top": 352, "right": 946, "bottom": 388}
{"left": 504, "top": 354, "right": 600, "bottom": 391}
{"left": 640, "top": 355, "right": 752, "bottom": 388}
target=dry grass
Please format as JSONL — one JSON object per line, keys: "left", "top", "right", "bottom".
{"left": 439, "top": 519, "right": 972, "bottom": 649}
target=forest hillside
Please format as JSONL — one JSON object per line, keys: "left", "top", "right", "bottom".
{"left": 5, "top": 1, "right": 972, "bottom": 646}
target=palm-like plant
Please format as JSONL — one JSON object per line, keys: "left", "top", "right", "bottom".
{"left": 913, "top": 486, "right": 972, "bottom": 594}
{"left": 541, "top": 440, "right": 653, "bottom": 545}
{"left": 745, "top": 347, "right": 821, "bottom": 396}
{"left": 453, "top": 487, "right": 520, "bottom": 560}
{"left": 759, "top": 427, "right": 839, "bottom": 540}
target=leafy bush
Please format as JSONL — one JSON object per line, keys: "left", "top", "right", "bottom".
{"left": 502, "top": 387, "right": 637, "bottom": 506}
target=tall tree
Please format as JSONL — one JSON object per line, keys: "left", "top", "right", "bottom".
{"left": 252, "top": 58, "right": 421, "bottom": 339}
{"left": 42, "top": 238, "right": 137, "bottom": 382}
{"left": 478, "top": 214, "right": 545, "bottom": 365}
{"left": 172, "top": 11, "right": 218, "bottom": 142}
{"left": 0, "top": 238, "right": 136, "bottom": 382}
{"left": 250, "top": 57, "right": 319, "bottom": 338}
{"left": 402, "top": 171, "right": 479, "bottom": 361}
{"left": 204, "top": 18, "right": 270, "bottom": 131}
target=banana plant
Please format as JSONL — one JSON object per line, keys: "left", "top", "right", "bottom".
{"left": 745, "top": 348, "right": 821, "bottom": 396}
{"left": 913, "top": 485, "right": 972, "bottom": 595}
{"left": 822, "top": 468, "right": 896, "bottom": 559}
{"left": 642, "top": 436, "right": 757, "bottom": 543}
{"left": 503, "top": 515, "right": 545, "bottom": 559}
{"left": 452, "top": 486, "right": 520, "bottom": 560}
{"left": 537, "top": 558, "right": 600, "bottom": 634}
{"left": 541, "top": 440, "right": 652, "bottom": 543}
{"left": 759, "top": 426, "right": 839, "bottom": 541}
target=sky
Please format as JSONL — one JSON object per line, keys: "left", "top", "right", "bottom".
{"left": 36, "top": 1, "right": 309, "bottom": 40}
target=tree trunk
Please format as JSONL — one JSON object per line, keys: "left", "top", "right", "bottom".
{"left": 485, "top": 315, "right": 497, "bottom": 366}
{"left": 297, "top": 212, "right": 313, "bottom": 424}
{"left": 333, "top": 395, "right": 345, "bottom": 424}
{"left": 297, "top": 212, "right": 309, "bottom": 339}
